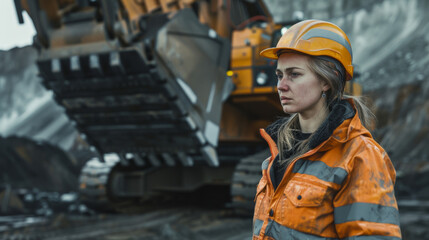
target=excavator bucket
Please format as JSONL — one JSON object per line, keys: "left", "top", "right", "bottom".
{"left": 36, "top": 9, "right": 230, "bottom": 167}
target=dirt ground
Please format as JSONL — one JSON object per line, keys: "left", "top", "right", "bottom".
{"left": 1, "top": 204, "right": 429, "bottom": 240}
{"left": 1, "top": 207, "right": 251, "bottom": 240}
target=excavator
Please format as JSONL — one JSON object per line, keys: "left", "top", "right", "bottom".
{"left": 14, "top": 0, "right": 361, "bottom": 212}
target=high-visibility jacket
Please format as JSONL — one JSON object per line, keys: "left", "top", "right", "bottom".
{"left": 253, "top": 99, "right": 401, "bottom": 239}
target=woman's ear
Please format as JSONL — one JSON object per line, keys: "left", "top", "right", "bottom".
{"left": 321, "top": 80, "right": 331, "bottom": 92}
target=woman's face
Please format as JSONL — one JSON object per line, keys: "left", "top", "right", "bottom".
{"left": 276, "top": 52, "right": 329, "bottom": 116}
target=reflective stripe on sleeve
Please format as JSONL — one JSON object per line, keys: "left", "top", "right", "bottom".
{"left": 292, "top": 159, "right": 348, "bottom": 185}
{"left": 265, "top": 219, "right": 339, "bottom": 240}
{"left": 335, "top": 202, "right": 400, "bottom": 225}
{"left": 253, "top": 219, "right": 263, "bottom": 236}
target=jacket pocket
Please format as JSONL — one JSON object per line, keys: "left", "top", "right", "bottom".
{"left": 278, "top": 179, "right": 334, "bottom": 233}
{"left": 284, "top": 179, "right": 328, "bottom": 207}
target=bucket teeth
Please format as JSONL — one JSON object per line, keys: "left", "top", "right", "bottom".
{"left": 133, "top": 153, "right": 145, "bottom": 166}
{"left": 201, "top": 145, "right": 219, "bottom": 167}
{"left": 177, "top": 152, "right": 193, "bottom": 167}
{"left": 161, "top": 153, "right": 176, "bottom": 167}
{"left": 51, "top": 58, "right": 63, "bottom": 80}
{"left": 89, "top": 54, "right": 103, "bottom": 77}
{"left": 109, "top": 52, "right": 125, "bottom": 75}
{"left": 147, "top": 154, "right": 161, "bottom": 167}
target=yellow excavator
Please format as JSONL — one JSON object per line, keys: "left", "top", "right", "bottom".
{"left": 15, "top": 0, "right": 361, "bottom": 211}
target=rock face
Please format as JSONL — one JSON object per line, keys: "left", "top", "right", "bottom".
{"left": 0, "top": 47, "right": 92, "bottom": 194}
{"left": 0, "top": 47, "right": 42, "bottom": 127}
{"left": 0, "top": 136, "right": 80, "bottom": 192}
{"left": 0, "top": 47, "right": 78, "bottom": 151}
{"left": 342, "top": 0, "right": 429, "bottom": 178}
{"left": 264, "top": 0, "right": 382, "bottom": 23}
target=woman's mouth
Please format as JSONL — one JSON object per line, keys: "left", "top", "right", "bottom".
{"left": 280, "top": 96, "right": 292, "bottom": 103}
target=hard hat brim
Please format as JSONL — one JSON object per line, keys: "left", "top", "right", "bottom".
{"left": 260, "top": 47, "right": 287, "bottom": 59}
{"left": 260, "top": 47, "right": 315, "bottom": 60}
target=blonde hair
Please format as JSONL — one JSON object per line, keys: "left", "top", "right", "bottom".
{"left": 277, "top": 53, "right": 375, "bottom": 163}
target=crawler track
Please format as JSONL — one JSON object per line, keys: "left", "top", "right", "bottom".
{"left": 230, "top": 150, "right": 268, "bottom": 214}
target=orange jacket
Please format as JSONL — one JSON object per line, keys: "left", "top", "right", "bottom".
{"left": 253, "top": 99, "right": 401, "bottom": 239}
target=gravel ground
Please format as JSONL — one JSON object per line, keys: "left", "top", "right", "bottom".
{"left": 1, "top": 206, "right": 429, "bottom": 240}
{"left": 0, "top": 207, "right": 252, "bottom": 240}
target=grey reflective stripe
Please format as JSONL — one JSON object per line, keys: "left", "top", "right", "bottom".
{"left": 301, "top": 28, "right": 353, "bottom": 59}
{"left": 261, "top": 159, "right": 270, "bottom": 170}
{"left": 253, "top": 219, "right": 263, "bottom": 236}
{"left": 335, "top": 202, "right": 400, "bottom": 225}
{"left": 265, "top": 219, "right": 339, "bottom": 240}
{"left": 343, "top": 236, "right": 401, "bottom": 240}
{"left": 293, "top": 159, "right": 348, "bottom": 185}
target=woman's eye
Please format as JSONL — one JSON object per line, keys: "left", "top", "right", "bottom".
{"left": 290, "top": 72, "right": 301, "bottom": 78}
{"left": 276, "top": 74, "right": 283, "bottom": 80}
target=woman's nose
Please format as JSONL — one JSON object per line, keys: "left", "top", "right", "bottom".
{"left": 277, "top": 78, "right": 289, "bottom": 91}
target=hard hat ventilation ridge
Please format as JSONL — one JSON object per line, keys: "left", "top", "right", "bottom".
{"left": 301, "top": 28, "right": 353, "bottom": 59}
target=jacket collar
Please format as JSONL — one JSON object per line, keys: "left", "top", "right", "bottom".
{"left": 318, "top": 99, "right": 372, "bottom": 151}
{"left": 263, "top": 98, "right": 371, "bottom": 153}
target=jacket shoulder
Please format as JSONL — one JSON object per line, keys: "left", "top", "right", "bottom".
{"left": 341, "top": 135, "right": 395, "bottom": 181}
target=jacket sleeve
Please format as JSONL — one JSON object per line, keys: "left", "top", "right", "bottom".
{"left": 333, "top": 138, "right": 402, "bottom": 239}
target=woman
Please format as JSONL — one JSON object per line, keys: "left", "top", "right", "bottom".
{"left": 253, "top": 20, "right": 401, "bottom": 239}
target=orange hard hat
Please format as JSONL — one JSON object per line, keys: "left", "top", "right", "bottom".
{"left": 260, "top": 20, "right": 353, "bottom": 80}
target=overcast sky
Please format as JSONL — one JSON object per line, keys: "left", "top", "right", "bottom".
{"left": 0, "top": 0, "right": 36, "bottom": 50}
